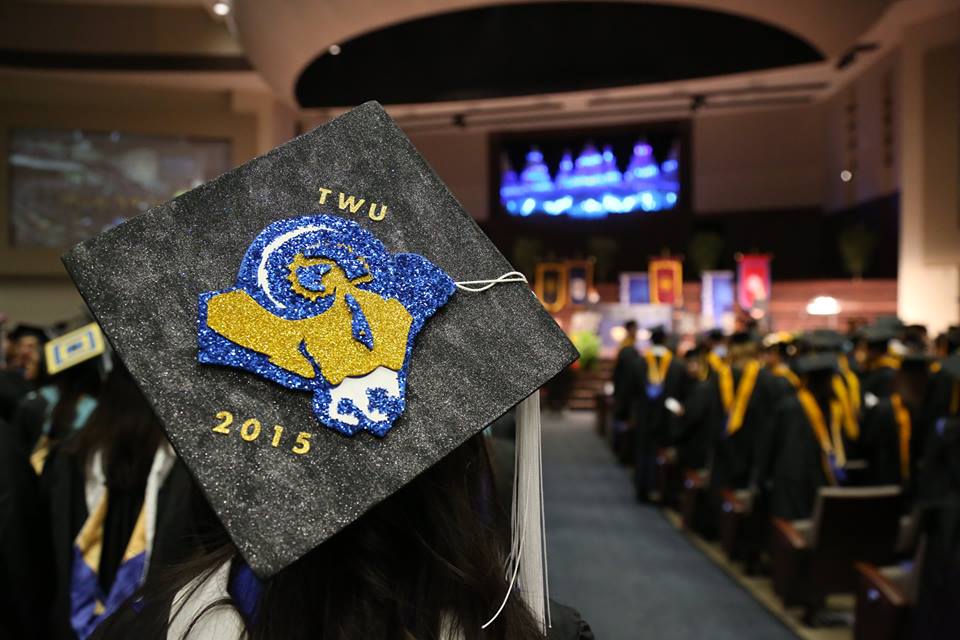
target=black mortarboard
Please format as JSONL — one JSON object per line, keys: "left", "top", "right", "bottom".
{"left": 706, "top": 328, "right": 725, "bottom": 342}
{"left": 874, "top": 315, "right": 905, "bottom": 331}
{"left": 649, "top": 325, "right": 667, "bottom": 344}
{"left": 794, "top": 352, "right": 839, "bottom": 375}
{"left": 730, "top": 331, "right": 754, "bottom": 345}
{"left": 803, "top": 329, "right": 846, "bottom": 352}
{"left": 62, "top": 102, "right": 577, "bottom": 577}
{"left": 8, "top": 324, "right": 49, "bottom": 343}
{"left": 860, "top": 324, "right": 897, "bottom": 345}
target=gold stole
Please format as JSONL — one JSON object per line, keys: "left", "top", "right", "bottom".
{"left": 30, "top": 435, "right": 52, "bottom": 475}
{"left": 771, "top": 364, "right": 800, "bottom": 389}
{"left": 706, "top": 352, "right": 725, "bottom": 376}
{"left": 723, "top": 361, "right": 761, "bottom": 436}
{"left": 869, "top": 354, "right": 902, "bottom": 371}
{"left": 838, "top": 355, "right": 861, "bottom": 417}
{"left": 646, "top": 350, "right": 673, "bottom": 385}
{"left": 831, "top": 375, "right": 860, "bottom": 441}
{"left": 890, "top": 393, "right": 912, "bottom": 480}
{"left": 797, "top": 388, "right": 845, "bottom": 485}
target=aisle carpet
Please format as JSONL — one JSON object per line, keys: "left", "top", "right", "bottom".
{"left": 542, "top": 412, "right": 797, "bottom": 640}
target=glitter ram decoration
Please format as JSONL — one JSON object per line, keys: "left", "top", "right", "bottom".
{"left": 198, "top": 214, "right": 455, "bottom": 437}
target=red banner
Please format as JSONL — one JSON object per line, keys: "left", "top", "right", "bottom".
{"left": 737, "top": 254, "right": 772, "bottom": 311}
{"left": 649, "top": 258, "right": 683, "bottom": 307}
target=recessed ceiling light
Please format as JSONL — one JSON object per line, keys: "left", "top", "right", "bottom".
{"left": 213, "top": 2, "right": 230, "bottom": 16}
{"left": 840, "top": 169, "right": 853, "bottom": 182}
{"left": 328, "top": 44, "right": 342, "bottom": 56}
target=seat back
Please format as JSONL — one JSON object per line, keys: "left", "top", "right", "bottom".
{"left": 811, "top": 485, "right": 903, "bottom": 594}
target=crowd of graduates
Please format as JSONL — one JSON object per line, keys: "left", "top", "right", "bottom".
{"left": 0, "top": 322, "right": 210, "bottom": 639}
{"left": 610, "top": 318, "right": 960, "bottom": 636}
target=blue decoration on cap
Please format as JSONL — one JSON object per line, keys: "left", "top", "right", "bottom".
{"left": 197, "top": 214, "right": 455, "bottom": 437}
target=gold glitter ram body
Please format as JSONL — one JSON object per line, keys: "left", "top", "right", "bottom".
{"left": 205, "top": 255, "right": 413, "bottom": 385}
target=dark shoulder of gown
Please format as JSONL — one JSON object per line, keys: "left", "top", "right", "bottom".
{"left": 861, "top": 366, "right": 896, "bottom": 399}
{"left": 671, "top": 379, "right": 716, "bottom": 470}
{"left": 0, "top": 420, "right": 54, "bottom": 639}
{"left": 612, "top": 346, "right": 640, "bottom": 421}
{"left": 548, "top": 601, "right": 595, "bottom": 640}
{"left": 913, "top": 417, "right": 960, "bottom": 639}
{"left": 10, "top": 391, "right": 47, "bottom": 454}
{"left": 859, "top": 399, "right": 902, "bottom": 486}
{"left": 766, "top": 396, "right": 831, "bottom": 520}
{"left": 0, "top": 370, "right": 31, "bottom": 424}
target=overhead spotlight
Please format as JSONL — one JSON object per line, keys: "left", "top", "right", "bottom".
{"left": 840, "top": 169, "right": 853, "bottom": 182}
{"left": 212, "top": 1, "right": 230, "bottom": 16}
{"left": 806, "top": 296, "right": 841, "bottom": 316}
{"left": 328, "top": 44, "right": 341, "bottom": 56}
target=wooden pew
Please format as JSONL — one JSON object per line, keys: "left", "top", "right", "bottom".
{"left": 770, "top": 486, "right": 903, "bottom": 623}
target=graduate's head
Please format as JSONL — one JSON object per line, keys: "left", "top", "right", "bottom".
{"left": 624, "top": 320, "right": 638, "bottom": 339}
{"left": 8, "top": 324, "right": 46, "bottom": 381}
{"left": 650, "top": 325, "right": 667, "bottom": 346}
{"left": 795, "top": 352, "right": 838, "bottom": 399}
{"left": 895, "top": 354, "right": 932, "bottom": 406}
{"left": 728, "top": 332, "right": 757, "bottom": 367}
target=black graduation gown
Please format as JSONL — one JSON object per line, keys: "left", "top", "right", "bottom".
{"left": 0, "top": 369, "right": 31, "bottom": 424}
{"left": 860, "top": 364, "right": 897, "bottom": 400}
{"left": 709, "top": 368, "right": 778, "bottom": 493}
{"left": 0, "top": 421, "right": 54, "bottom": 639}
{"left": 42, "top": 444, "right": 212, "bottom": 640}
{"left": 913, "top": 417, "right": 960, "bottom": 639}
{"left": 612, "top": 345, "right": 640, "bottom": 421}
{"left": 671, "top": 379, "right": 714, "bottom": 470}
{"left": 636, "top": 352, "right": 688, "bottom": 448}
{"left": 9, "top": 390, "right": 47, "bottom": 455}
{"left": 762, "top": 396, "right": 832, "bottom": 520}
{"left": 860, "top": 398, "right": 912, "bottom": 488}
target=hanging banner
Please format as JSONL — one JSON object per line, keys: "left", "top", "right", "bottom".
{"left": 737, "top": 253, "right": 772, "bottom": 311}
{"left": 618, "top": 271, "right": 649, "bottom": 305}
{"left": 534, "top": 262, "right": 568, "bottom": 313}
{"left": 649, "top": 257, "right": 683, "bottom": 307}
{"left": 566, "top": 260, "right": 594, "bottom": 306}
{"left": 701, "top": 270, "right": 735, "bottom": 329}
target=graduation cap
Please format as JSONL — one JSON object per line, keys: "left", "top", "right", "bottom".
{"left": 7, "top": 324, "right": 49, "bottom": 343}
{"left": 860, "top": 324, "right": 898, "bottom": 345}
{"left": 873, "top": 315, "right": 905, "bottom": 331}
{"left": 802, "top": 329, "right": 846, "bottom": 353}
{"left": 62, "top": 101, "right": 577, "bottom": 598}
{"left": 794, "top": 352, "right": 839, "bottom": 375}
{"left": 44, "top": 322, "right": 105, "bottom": 376}
{"left": 649, "top": 325, "right": 667, "bottom": 344}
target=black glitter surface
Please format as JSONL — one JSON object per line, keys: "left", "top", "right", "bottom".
{"left": 62, "top": 102, "right": 578, "bottom": 577}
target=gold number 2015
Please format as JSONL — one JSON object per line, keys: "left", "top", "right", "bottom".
{"left": 211, "top": 411, "right": 312, "bottom": 456}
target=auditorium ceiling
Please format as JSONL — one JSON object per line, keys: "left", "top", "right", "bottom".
{"left": 3, "top": 0, "right": 955, "bottom": 131}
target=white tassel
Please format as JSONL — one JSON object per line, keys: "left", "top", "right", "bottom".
{"left": 482, "top": 390, "right": 550, "bottom": 633}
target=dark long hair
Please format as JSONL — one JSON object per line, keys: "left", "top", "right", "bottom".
{"left": 48, "top": 358, "right": 101, "bottom": 441}
{"left": 67, "top": 362, "right": 163, "bottom": 492}
{"left": 100, "top": 434, "right": 543, "bottom": 640}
